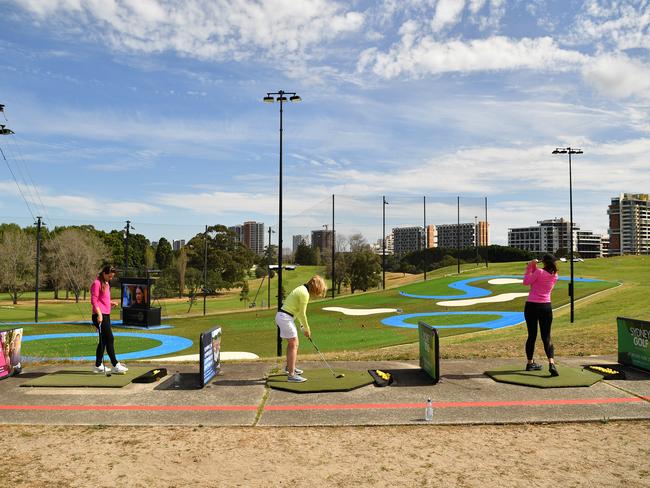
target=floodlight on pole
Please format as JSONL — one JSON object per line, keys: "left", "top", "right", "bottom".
{"left": 263, "top": 89, "right": 301, "bottom": 357}
{"left": 552, "top": 147, "right": 583, "bottom": 323}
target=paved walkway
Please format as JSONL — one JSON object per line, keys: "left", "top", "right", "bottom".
{"left": 1, "top": 355, "right": 648, "bottom": 426}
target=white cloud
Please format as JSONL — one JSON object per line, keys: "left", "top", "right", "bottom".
{"left": 359, "top": 35, "right": 587, "bottom": 78}
{"left": 582, "top": 53, "right": 650, "bottom": 100}
{"left": 16, "top": 0, "right": 365, "bottom": 62}
{"left": 431, "top": 0, "right": 466, "bottom": 32}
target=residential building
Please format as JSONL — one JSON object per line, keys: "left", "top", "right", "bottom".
{"left": 607, "top": 193, "right": 650, "bottom": 255}
{"left": 292, "top": 234, "right": 309, "bottom": 253}
{"left": 508, "top": 218, "right": 603, "bottom": 258}
{"left": 311, "top": 229, "right": 334, "bottom": 254}
{"left": 228, "top": 225, "right": 243, "bottom": 244}
{"left": 426, "top": 224, "right": 437, "bottom": 248}
{"left": 172, "top": 239, "right": 185, "bottom": 251}
{"left": 393, "top": 226, "right": 425, "bottom": 256}
{"left": 243, "top": 221, "right": 265, "bottom": 255}
{"left": 437, "top": 221, "right": 489, "bottom": 249}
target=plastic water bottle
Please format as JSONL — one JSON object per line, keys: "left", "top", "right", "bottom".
{"left": 424, "top": 398, "right": 433, "bottom": 421}
{"left": 174, "top": 371, "right": 181, "bottom": 389}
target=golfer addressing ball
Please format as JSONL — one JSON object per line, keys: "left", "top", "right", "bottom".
{"left": 275, "top": 275, "right": 327, "bottom": 383}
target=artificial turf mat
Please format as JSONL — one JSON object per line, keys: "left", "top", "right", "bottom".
{"left": 267, "top": 368, "right": 374, "bottom": 393}
{"left": 484, "top": 364, "right": 603, "bottom": 388}
{"left": 20, "top": 366, "right": 160, "bottom": 388}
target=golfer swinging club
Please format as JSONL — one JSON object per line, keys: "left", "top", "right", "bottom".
{"left": 275, "top": 275, "right": 327, "bottom": 383}
{"left": 90, "top": 265, "right": 128, "bottom": 374}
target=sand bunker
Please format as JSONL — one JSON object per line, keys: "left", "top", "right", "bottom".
{"left": 160, "top": 352, "right": 260, "bottom": 362}
{"left": 487, "top": 278, "right": 523, "bottom": 285}
{"left": 322, "top": 307, "right": 399, "bottom": 316}
{"left": 436, "top": 293, "right": 529, "bottom": 307}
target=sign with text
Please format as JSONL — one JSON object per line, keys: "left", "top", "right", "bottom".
{"left": 618, "top": 317, "right": 650, "bottom": 373}
{"left": 418, "top": 321, "right": 440, "bottom": 384}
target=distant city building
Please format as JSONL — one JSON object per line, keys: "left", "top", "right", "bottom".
{"left": 311, "top": 229, "right": 334, "bottom": 254}
{"left": 374, "top": 235, "right": 394, "bottom": 255}
{"left": 393, "top": 226, "right": 425, "bottom": 256}
{"left": 243, "top": 221, "right": 265, "bottom": 255}
{"left": 436, "top": 221, "right": 488, "bottom": 249}
{"left": 228, "top": 225, "right": 243, "bottom": 244}
{"left": 607, "top": 193, "right": 650, "bottom": 255}
{"left": 292, "top": 234, "right": 309, "bottom": 253}
{"left": 426, "top": 224, "right": 437, "bottom": 248}
{"left": 508, "top": 218, "right": 603, "bottom": 258}
{"left": 172, "top": 239, "right": 185, "bottom": 251}
{"left": 151, "top": 241, "right": 158, "bottom": 248}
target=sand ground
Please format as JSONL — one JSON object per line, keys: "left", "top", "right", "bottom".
{"left": 2, "top": 421, "right": 648, "bottom": 487}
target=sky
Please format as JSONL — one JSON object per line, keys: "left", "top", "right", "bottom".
{"left": 1, "top": 0, "right": 649, "bottom": 249}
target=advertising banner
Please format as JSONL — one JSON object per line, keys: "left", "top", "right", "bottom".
{"left": 0, "top": 327, "right": 23, "bottom": 380}
{"left": 418, "top": 321, "right": 439, "bottom": 383}
{"left": 199, "top": 326, "right": 222, "bottom": 387}
{"left": 618, "top": 316, "right": 650, "bottom": 373}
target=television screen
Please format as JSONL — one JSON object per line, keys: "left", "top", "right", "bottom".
{"left": 0, "top": 327, "right": 23, "bottom": 380}
{"left": 199, "top": 326, "right": 221, "bottom": 387}
{"left": 122, "top": 283, "right": 150, "bottom": 308}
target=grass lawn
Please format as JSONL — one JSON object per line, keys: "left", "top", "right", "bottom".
{"left": 6, "top": 256, "right": 640, "bottom": 361}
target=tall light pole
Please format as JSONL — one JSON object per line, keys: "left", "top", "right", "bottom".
{"left": 203, "top": 225, "right": 208, "bottom": 316}
{"left": 475, "top": 215, "right": 479, "bottom": 266}
{"left": 382, "top": 196, "right": 388, "bottom": 289}
{"left": 267, "top": 226, "right": 274, "bottom": 309}
{"left": 35, "top": 216, "right": 44, "bottom": 322}
{"left": 553, "top": 147, "right": 582, "bottom": 323}
{"left": 124, "top": 220, "right": 131, "bottom": 277}
{"left": 264, "top": 90, "right": 301, "bottom": 357}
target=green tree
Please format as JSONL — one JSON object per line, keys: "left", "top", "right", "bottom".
{"left": 239, "top": 281, "right": 250, "bottom": 307}
{"left": 348, "top": 249, "right": 381, "bottom": 294}
{"left": 155, "top": 237, "right": 173, "bottom": 269}
{"left": 0, "top": 228, "right": 35, "bottom": 304}
{"left": 294, "top": 242, "right": 316, "bottom": 265}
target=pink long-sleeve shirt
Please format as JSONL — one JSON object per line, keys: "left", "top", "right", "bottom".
{"left": 523, "top": 262, "right": 559, "bottom": 303}
{"left": 90, "top": 278, "right": 112, "bottom": 315}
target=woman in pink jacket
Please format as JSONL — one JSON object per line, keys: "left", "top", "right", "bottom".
{"left": 523, "top": 254, "right": 560, "bottom": 376}
{"left": 90, "top": 265, "right": 128, "bottom": 374}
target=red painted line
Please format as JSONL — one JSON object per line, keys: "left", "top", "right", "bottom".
{"left": 1, "top": 396, "right": 648, "bottom": 413}
{"left": 265, "top": 397, "right": 650, "bottom": 411}
{"left": 0, "top": 405, "right": 257, "bottom": 412}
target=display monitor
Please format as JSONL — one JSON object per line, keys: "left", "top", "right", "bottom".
{"left": 199, "top": 326, "right": 222, "bottom": 387}
{"left": 122, "top": 282, "right": 150, "bottom": 308}
{"left": 0, "top": 327, "right": 23, "bottom": 380}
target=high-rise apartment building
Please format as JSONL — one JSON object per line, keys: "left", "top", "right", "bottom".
{"left": 228, "top": 225, "right": 243, "bottom": 244}
{"left": 607, "top": 193, "right": 650, "bottom": 255}
{"left": 292, "top": 234, "right": 309, "bottom": 253}
{"left": 508, "top": 218, "right": 603, "bottom": 257}
{"left": 243, "top": 221, "right": 265, "bottom": 255}
{"left": 393, "top": 226, "right": 425, "bottom": 256}
{"left": 311, "top": 229, "right": 334, "bottom": 254}
{"left": 437, "top": 221, "right": 489, "bottom": 249}
{"left": 172, "top": 239, "right": 185, "bottom": 251}
{"left": 426, "top": 224, "right": 437, "bottom": 248}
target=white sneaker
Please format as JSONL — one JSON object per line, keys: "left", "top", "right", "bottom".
{"left": 111, "top": 363, "right": 129, "bottom": 374}
{"left": 93, "top": 364, "right": 109, "bottom": 374}
{"left": 284, "top": 366, "right": 303, "bottom": 375}
{"left": 287, "top": 374, "right": 307, "bottom": 383}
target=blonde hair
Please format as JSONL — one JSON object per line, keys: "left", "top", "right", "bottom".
{"left": 306, "top": 275, "right": 327, "bottom": 298}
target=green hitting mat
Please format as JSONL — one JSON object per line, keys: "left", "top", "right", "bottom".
{"left": 21, "top": 366, "right": 159, "bottom": 388}
{"left": 267, "top": 368, "right": 374, "bottom": 393}
{"left": 485, "top": 364, "right": 603, "bottom": 388}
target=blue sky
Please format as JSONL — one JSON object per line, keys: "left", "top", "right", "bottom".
{"left": 1, "top": 0, "right": 649, "bottom": 247}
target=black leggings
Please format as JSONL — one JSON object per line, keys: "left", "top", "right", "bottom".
{"left": 93, "top": 314, "right": 117, "bottom": 367}
{"left": 524, "top": 302, "right": 554, "bottom": 360}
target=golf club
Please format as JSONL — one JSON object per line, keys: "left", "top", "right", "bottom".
{"left": 308, "top": 336, "right": 345, "bottom": 378}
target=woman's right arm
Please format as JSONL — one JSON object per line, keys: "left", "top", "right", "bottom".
{"left": 522, "top": 260, "right": 538, "bottom": 285}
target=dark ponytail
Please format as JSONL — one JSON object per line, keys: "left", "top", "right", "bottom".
{"left": 541, "top": 254, "right": 557, "bottom": 274}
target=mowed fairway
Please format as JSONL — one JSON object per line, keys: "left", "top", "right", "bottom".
{"left": 7, "top": 257, "right": 639, "bottom": 360}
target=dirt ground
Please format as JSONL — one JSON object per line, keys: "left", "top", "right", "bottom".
{"left": 2, "top": 421, "right": 648, "bottom": 487}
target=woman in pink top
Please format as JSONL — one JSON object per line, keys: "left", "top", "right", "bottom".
{"left": 523, "top": 254, "right": 560, "bottom": 377}
{"left": 90, "top": 265, "right": 128, "bottom": 374}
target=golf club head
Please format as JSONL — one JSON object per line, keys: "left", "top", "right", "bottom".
{"left": 336, "top": 373, "right": 345, "bottom": 378}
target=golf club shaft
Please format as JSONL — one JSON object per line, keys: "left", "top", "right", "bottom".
{"left": 308, "top": 337, "right": 338, "bottom": 377}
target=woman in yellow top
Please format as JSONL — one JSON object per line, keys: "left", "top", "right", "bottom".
{"left": 275, "top": 275, "right": 327, "bottom": 382}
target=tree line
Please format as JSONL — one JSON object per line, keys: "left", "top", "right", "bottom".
{"left": 0, "top": 223, "right": 259, "bottom": 304}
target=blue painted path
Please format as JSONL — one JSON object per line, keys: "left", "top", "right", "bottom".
{"left": 399, "top": 275, "right": 603, "bottom": 300}
{"left": 381, "top": 311, "right": 525, "bottom": 330}
{"left": 21, "top": 332, "right": 192, "bottom": 361}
